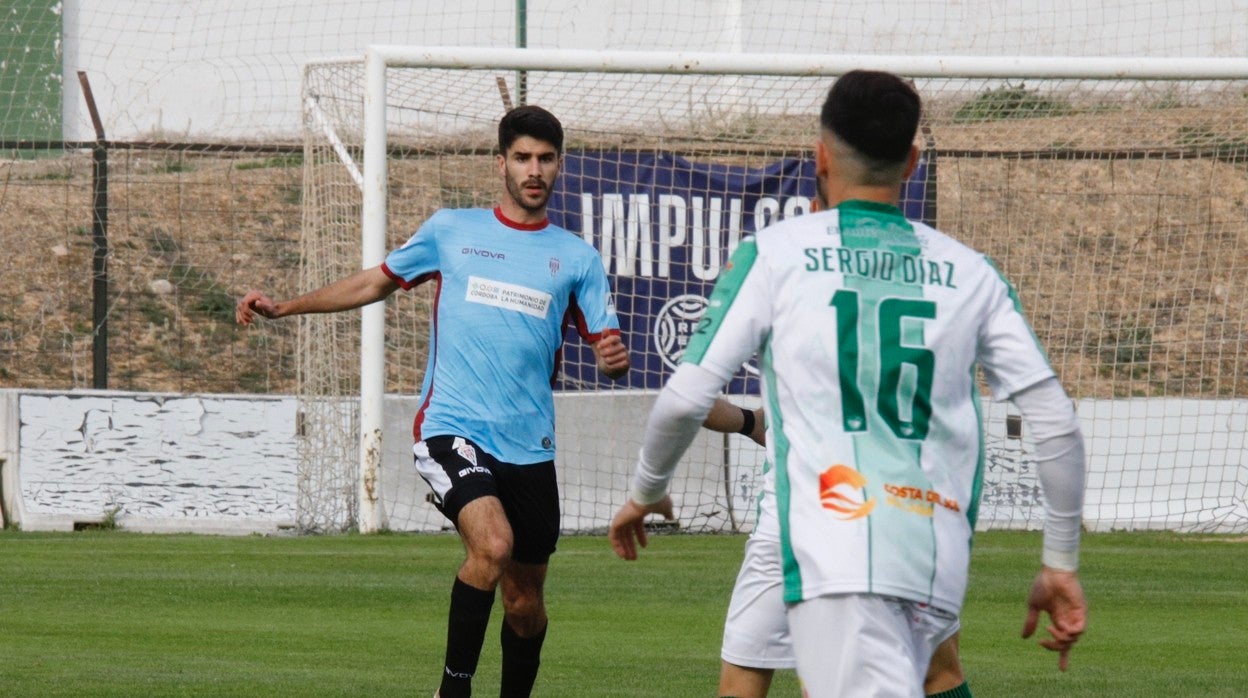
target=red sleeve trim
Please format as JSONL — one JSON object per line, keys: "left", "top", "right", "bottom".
{"left": 412, "top": 272, "right": 444, "bottom": 441}
{"left": 382, "top": 262, "right": 436, "bottom": 291}
{"left": 584, "top": 327, "right": 620, "bottom": 344}
{"left": 566, "top": 292, "right": 620, "bottom": 343}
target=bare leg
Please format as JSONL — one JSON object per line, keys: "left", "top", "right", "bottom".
{"left": 923, "top": 633, "right": 965, "bottom": 695}
{"left": 718, "top": 661, "right": 775, "bottom": 698}
{"left": 438, "top": 497, "right": 513, "bottom": 698}
{"left": 455, "top": 496, "right": 514, "bottom": 588}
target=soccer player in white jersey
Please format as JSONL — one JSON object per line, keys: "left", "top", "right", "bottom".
{"left": 611, "top": 70, "right": 1087, "bottom": 697}
{"left": 237, "top": 105, "right": 631, "bottom": 698}
{"left": 703, "top": 399, "right": 969, "bottom": 697}
{"left": 697, "top": 187, "right": 972, "bottom": 698}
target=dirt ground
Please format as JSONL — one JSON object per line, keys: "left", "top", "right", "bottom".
{"left": 2, "top": 105, "right": 1246, "bottom": 399}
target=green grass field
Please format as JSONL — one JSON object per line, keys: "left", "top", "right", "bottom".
{"left": 1, "top": 529, "right": 1245, "bottom": 696}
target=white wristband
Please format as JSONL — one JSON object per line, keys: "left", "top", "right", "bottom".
{"left": 1042, "top": 547, "right": 1079, "bottom": 572}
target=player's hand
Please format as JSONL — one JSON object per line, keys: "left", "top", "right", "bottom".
{"left": 236, "top": 290, "right": 280, "bottom": 325}
{"left": 608, "top": 495, "right": 673, "bottom": 561}
{"left": 1022, "top": 566, "right": 1088, "bottom": 671}
{"left": 593, "top": 334, "right": 630, "bottom": 380}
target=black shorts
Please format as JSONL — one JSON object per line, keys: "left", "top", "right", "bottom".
{"left": 414, "top": 435, "right": 560, "bottom": 565}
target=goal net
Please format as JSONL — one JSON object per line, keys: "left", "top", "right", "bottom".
{"left": 299, "top": 48, "right": 1248, "bottom": 535}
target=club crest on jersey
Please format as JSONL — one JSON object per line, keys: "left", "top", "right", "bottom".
{"left": 452, "top": 437, "right": 478, "bottom": 467}
{"left": 549, "top": 257, "right": 560, "bottom": 277}
{"left": 819, "top": 464, "right": 876, "bottom": 520}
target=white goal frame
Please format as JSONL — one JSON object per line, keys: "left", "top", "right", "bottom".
{"left": 353, "top": 46, "right": 1248, "bottom": 533}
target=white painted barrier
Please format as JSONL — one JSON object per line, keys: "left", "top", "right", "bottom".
{"left": 1, "top": 389, "right": 1244, "bottom": 534}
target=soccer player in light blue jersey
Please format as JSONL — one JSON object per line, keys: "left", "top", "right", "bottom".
{"left": 238, "top": 105, "right": 630, "bottom": 698}
{"left": 612, "top": 71, "right": 1086, "bottom": 697}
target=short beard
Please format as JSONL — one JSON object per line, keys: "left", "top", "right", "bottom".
{"left": 507, "top": 176, "right": 550, "bottom": 213}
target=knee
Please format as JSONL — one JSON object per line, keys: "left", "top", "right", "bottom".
{"left": 463, "top": 534, "right": 513, "bottom": 583}
{"left": 502, "top": 589, "right": 546, "bottom": 630}
{"left": 473, "top": 530, "right": 514, "bottom": 563}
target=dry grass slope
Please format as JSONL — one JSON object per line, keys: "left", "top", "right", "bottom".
{"left": 2, "top": 103, "right": 1246, "bottom": 399}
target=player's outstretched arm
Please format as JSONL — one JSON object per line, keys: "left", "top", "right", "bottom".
{"left": 236, "top": 266, "right": 399, "bottom": 325}
{"left": 591, "top": 333, "right": 630, "bottom": 380}
{"left": 702, "top": 398, "right": 765, "bottom": 447}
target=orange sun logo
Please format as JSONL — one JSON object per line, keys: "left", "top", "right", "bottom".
{"left": 819, "top": 464, "right": 876, "bottom": 520}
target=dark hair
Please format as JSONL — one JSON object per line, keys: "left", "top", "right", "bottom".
{"left": 498, "top": 105, "right": 564, "bottom": 154}
{"left": 820, "top": 70, "right": 921, "bottom": 164}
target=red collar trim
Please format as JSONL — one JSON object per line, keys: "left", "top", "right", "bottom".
{"left": 494, "top": 207, "right": 549, "bottom": 231}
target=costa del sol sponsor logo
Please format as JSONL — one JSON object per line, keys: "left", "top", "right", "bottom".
{"left": 883, "top": 482, "right": 961, "bottom": 517}
{"left": 819, "top": 464, "right": 876, "bottom": 520}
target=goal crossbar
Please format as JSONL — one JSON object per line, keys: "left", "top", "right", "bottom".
{"left": 363, "top": 45, "right": 1248, "bottom": 80}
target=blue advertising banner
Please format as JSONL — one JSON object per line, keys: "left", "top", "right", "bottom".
{"left": 549, "top": 150, "right": 931, "bottom": 392}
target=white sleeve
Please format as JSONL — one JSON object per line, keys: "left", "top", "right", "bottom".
{"left": 1010, "top": 376, "right": 1086, "bottom": 571}
{"left": 977, "top": 266, "right": 1057, "bottom": 401}
{"left": 629, "top": 363, "right": 727, "bottom": 505}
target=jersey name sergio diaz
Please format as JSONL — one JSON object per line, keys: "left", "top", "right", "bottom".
{"left": 802, "top": 245, "right": 958, "bottom": 289}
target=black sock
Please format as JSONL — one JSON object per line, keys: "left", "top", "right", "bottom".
{"left": 438, "top": 577, "right": 495, "bottom": 698}
{"left": 499, "top": 619, "right": 546, "bottom": 698}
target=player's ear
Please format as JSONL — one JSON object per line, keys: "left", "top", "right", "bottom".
{"left": 496, "top": 151, "right": 506, "bottom": 175}
{"left": 815, "top": 138, "right": 831, "bottom": 181}
{"left": 902, "top": 144, "right": 920, "bottom": 180}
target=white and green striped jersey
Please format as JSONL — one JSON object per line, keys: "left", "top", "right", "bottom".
{"left": 683, "top": 199, "right": 1055, "bottom": 615}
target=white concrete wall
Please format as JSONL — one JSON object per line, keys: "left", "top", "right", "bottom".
{"left": 2, "top": 390, "right": 300, "bottom": 534}
{"left": 2, "top": 388, "right": 1245, "bottom": 534}
{"left": 60, "top": 1, "right": 1247, "bottom": 140}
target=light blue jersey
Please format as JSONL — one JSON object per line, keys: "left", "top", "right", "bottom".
{"left": 383, "top": 207, "right": 620, "bottom": 464}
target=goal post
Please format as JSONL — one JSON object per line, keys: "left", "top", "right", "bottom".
{"left": 301, "top": 47, "right": 1248, "bottom": 535}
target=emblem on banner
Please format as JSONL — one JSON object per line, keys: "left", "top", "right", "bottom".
{"left": 653, "top": 294, "right": 708, "bottom": 371}
{"left": 653, "top": 293, "right": 762, "bottom": 377}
